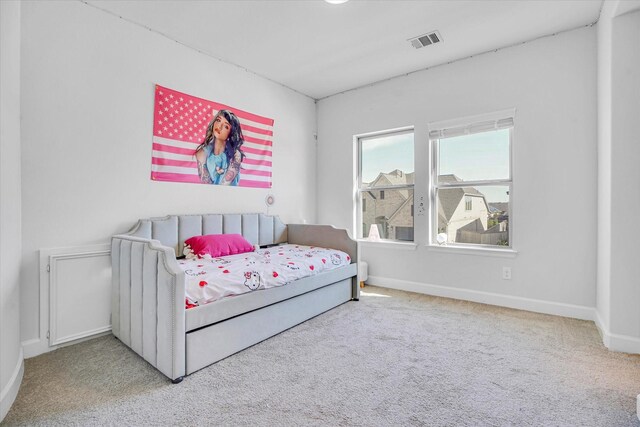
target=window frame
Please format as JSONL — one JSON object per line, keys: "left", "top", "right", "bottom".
{"left": 429, "top": 114, "right": 514, "bottom": 251}
{"left": 464, "top": 196, "right": 472, "bottom": 211}
{"left": 355, "top": 126, "right": 415, "bottom": 242}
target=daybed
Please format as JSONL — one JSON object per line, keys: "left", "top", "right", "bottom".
{"left": 111, "top": 213, "right": 359, "bottom": 383}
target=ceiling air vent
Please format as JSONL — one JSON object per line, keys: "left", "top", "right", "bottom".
{"left": 409, "top": 31, "right": 442, "bottom": 49}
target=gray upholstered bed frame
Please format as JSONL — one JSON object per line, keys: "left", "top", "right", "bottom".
{"left": 111, "top": 213, "right": 358, "bottom": 383}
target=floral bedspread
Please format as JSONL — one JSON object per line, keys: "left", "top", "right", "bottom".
{"left": 180, "top": 244, "right": 351, "bottom": 309}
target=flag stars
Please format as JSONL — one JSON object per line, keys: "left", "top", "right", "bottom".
{"left": 169, "top": 95, "right": 174, "bottom": 99}
{"left": 159, "top": 101, "right": 164, "bottom": 105}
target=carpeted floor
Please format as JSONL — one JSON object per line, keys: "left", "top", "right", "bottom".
{"left": 4, "top": 286, "right": 640, "bottom": 426}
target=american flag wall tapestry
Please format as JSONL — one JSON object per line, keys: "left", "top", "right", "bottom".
{"left": 151, "top": 84, "right": 274, "bottom": 188}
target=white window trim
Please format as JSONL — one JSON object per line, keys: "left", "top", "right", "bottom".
{"left": 428, "top": 108, "right": 516, "bottom": 137}
{"left": 355, "top": 126, "right": 415, "bottom": 243}
{"left": 358, "top": 239, "right": 418, "bottom": 251}
{"left": 428, "top": 109, "right": 515, "bottom": 251}
{"left": 427, "top": 244, "right": 518, "bottom": 258}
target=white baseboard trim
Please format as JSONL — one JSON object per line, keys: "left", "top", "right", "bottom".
{"left": 22, "top": 329, "right": 112, "bottom": 359}
{"left": 21, "top": 337, "right": 49, "bottom": 359}
{"left": 0, "top": 348, "right": 24, "bottom": 422}
{"left": 367, "top": 276, "right": 596, "bottom": 321}
{"left": 370, "top": 277, "right": 640, "bottom": 354}
{"left": 593, "top": 309, "right": 611, "bottom": 348}
{"left": 594, "top": 309, "right": 640, "bottom": 354}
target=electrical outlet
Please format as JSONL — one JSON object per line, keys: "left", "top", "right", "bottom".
{"left": 502, "top": 267, "right": 512, "bottom": 280}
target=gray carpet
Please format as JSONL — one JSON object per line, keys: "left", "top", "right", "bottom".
{"left": 4, "top": 286, "right": 640, "bottom": 426}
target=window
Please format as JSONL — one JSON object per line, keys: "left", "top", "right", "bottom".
{"left": 357, "top": 128, "right": 414, "bottom": 241}
{"left": 429, "top": 110, "right": 513, "bottom": 248}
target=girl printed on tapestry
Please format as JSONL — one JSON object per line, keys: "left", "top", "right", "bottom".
{"left": 195, "top": 110, "right": 245, "bottom": 186}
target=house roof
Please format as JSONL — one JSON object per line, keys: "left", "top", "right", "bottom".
{"left": 365, "top": 169, "right": 414, "bottom": 188}
{"left": 363, "top": 170, "right": 414, "bottom": 205}
{"left": 438, "top": 174, "right": 488, "bottom": 221}
{"left": 388, "top": 194, "right": 413, "bottom": 225}
{"left": 439, "top": 188, "right": 467, "bottom": 221}
{"left": 490, "top": 202, "right": 509, "bottom": 213}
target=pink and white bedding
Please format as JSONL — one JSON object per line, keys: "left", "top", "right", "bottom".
{"left": 180, "top": 244, "right": 351, "bottom": 309}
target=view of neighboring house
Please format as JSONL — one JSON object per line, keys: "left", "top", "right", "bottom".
{"left": 362, "top": 169, "right": 414, "bottom": 240}
{"left": 363, "top": 171, "right": 508, "bottom": 245}
{"left": 437, "top": 174, "right": 509, "bottom": 245}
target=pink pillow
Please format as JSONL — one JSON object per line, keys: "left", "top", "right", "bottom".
{"left": 185, "top": 234, "right": 255, "bottom": 258}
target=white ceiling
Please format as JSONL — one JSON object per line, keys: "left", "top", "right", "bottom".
{"left": 88, "top": 0, "right": 604, "bottom": 100}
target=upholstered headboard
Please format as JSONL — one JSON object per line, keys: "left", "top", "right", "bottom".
{"left": 126, "top": 213, "right": 287, "bottom": 257}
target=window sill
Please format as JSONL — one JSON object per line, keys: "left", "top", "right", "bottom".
{"left": 357, "top": 239, "right": 418, "bottom": 251}
{"left": 426, "top": 244, "right": 518, "bottom": 258}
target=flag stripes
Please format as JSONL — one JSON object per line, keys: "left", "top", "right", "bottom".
{"left": 151, "top": 85, "right": 274, "bottom": 187}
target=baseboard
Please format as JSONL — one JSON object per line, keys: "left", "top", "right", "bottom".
{"left": 367, "top": 276, "right": 596, "bottom": 321}
{"left": 23, "top": 330, "right": 112, "bottom": 359}
{"left": 22, "top": 337, "right": 49, "bottom": 359}
{"left": 593, "top": 309, "right": 611, "bottom": 348}
{"left": 0, "top": 348, "right": 24, "bottom": 422}
{"left": 594, "top": 309, "right": 640, "bottom": 354}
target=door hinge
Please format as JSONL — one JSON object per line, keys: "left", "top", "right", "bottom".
{"left": 46, "top": 330, "right": 50, "bottom": 339}
{"left": 46, "top": 264, "right": 50, "bottom": 273}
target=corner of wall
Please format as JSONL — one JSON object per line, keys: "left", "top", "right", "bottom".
{"left": 597, "top": 5, "right": 640, "bottom": 347}
{"left": 594, "top": 307, "right": 640, "bottom": 354}
{"left": 0, "top": 350, "right": 24, "bottom": 421}
{"left": 595, "top": 0, "right": 613, "bottom": 346}
{"left": 0, "top": 0, "right": 24, "bottom": 421}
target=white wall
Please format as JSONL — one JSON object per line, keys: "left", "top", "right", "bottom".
{"left": 609, "top": 9, "right": 640, "bottom": 339}
{"left": 596, "top": 0, "right": 614, "bottom": 341}
{"left": 317, "top": 27, "right": 598, "bottom": 316}
{"left": 20, "top": 1, "right": 317, "bottom": 348}
{"left": 596, "top": 5, "right": 640, "bottom": 351}
{"left": 0, "top": 1, "right": 24, "bottom": 421}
